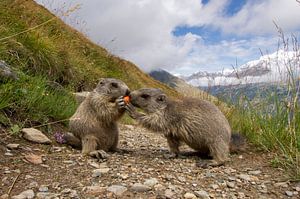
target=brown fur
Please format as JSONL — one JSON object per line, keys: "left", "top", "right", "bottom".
{"left": 123, "top": 88, "right": 232, "bottom": 166}
{"left": 67, "top": 78, "right": 130, "bottom": 157}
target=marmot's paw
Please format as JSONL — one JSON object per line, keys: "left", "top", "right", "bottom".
{"left": 54, "top": 132, "right": 66, "bottom": 144}
{"left": 89, "top": 150, "right": 110, "bottom": 160}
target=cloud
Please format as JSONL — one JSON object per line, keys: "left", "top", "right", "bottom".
{"left": 35, "top": 0, "right": 300, "bottom": 75}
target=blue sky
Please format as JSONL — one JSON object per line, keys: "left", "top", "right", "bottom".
{"left": 36, "top": 0, "right": 300, "bottom": 76}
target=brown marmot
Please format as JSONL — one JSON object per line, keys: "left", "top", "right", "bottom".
{"left": 56, "top": 78, "right": 130, "bottom": 159}
{"left": 118, "top": 88, "right": 236, "bottom": 167}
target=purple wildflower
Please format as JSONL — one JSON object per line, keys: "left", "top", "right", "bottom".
{"left": 54, "top": 132, "right": 66, "bottom": 144}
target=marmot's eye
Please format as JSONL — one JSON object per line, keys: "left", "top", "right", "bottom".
{"left": 111, "top": 82, "right": 119, "bottom": 88}
{"left": 141, "top": 94, "right": 150, "bottom": 99}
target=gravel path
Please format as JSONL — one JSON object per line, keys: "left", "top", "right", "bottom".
{"left": 0, "top": 125, "right": 299, "bottom": 199}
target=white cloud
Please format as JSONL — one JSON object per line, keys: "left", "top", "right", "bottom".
{"left": 35, "top": 0, "right": 300, "bottom": 75}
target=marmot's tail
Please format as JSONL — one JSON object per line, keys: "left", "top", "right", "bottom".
{"left": 230, "top": 133, "right": 247, "bottom": 153}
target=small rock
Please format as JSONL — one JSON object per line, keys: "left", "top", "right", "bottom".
{"left": 11, "top": 190, "right": 35, "bottom": 199}
{"left": 295, "top": 187, "right": 300, "bottom": 192}
{"left": 107, "top": 185, "right": 127, "bottom": 196}
{"left": 248, "top": 170, "right": 262, "bottom": 175}
{"left": 164, "top": 189, "right": 175, "bottom": 198}
{"left": 36, "top": 192, "right": 59, "bottom": 199}
{"left": 88, "top": 161, "right": 100, "bottom": 169}
{"left": 195, "top": 190, "right": 209, "bottom": 199}
{"left": 184, "top": 192, "right": 197, "bottom": 199}
{"left": 7, "top": 144, "right": 20, "bottom": 150}
{"left": 285, "top": 191, "right": 293, "bottom": 197}
{"left": 4, "top": 152, "right": 13, "bottom": 156}
{"left": 24, "top": 153, "right": 43, "bottom": 164}
{"left": 70, "top": 190, "right": 79, "bottom": 198}
{"left": 0, "top": 60, "right": 18, "bottom": 81}
{"left": 85, "top": 186, "right": 106, "bottom": 195}
{"left": 238, "top": 192, "right": 245, "bottom": 198}
{"left": 210, "top": 184, "right": 219, "bottom": 189}
{"left": 38, "top": 186, "right": 49, "bottom": 192}
{"left": 238, "top": 174, "right": 251, "bottom": 181}
{"left": 22, "top": 128, "right": 51, "bottom": 144}
{"left": 0, "top": 194, "right": 9, "bottom": 199}
{"left": 144, "top": 178, "right": 158, "bottom": 187}
{"left": 227, "top": 182, "right": 235, "bottom": 188}
{"left": 92, "top": 168, "right": 109, "bottom": 177}
{"left": 25, "top": 175, "right": 33, "bottom": 179}
{"left": 28, "top": 182, "right": 39, "bottom": 189}
{"left": 130, "top": 183, "right": 151, "bottom": 192}
{"left": 274, "top": 182, "right": 288, "bottom": 188}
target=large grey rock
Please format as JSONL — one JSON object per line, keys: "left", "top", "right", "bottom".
{"left": 0, "top": 60, "right": 18, "bottom": 81}
{"left": 73, "top": 92, "right": 90, "bottom": 104}
{"left": 22, "top": 128, "right": 51, "bottom": 144}
{"left": 107, "top": 185, "right": 127, "bottom": 196}
{"left": 11, "top": 190, "right": 35, "bottom": 199}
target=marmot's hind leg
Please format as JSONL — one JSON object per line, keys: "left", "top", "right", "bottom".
{"left": 197, "top": 140, "right": 229, "bottom": 168}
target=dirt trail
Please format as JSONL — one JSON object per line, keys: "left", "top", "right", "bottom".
{"left": 0, "top": 125, "right": 299, "bottom": 199}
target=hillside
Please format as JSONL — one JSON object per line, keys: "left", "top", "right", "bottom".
{"left": 0, "top": 0, "right": 178, "bottom": 126}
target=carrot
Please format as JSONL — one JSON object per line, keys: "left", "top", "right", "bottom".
{"left": 123, "top": 96, "right": 130, "bottom": 104}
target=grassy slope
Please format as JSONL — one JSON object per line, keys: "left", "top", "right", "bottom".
{"left": 0, "top": 0, "right": 179, "bottom": 126}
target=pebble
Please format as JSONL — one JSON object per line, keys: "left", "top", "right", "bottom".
{"left": 274, "top": 182, "right": 288, "bottom": 188}
{"left": 11, "top": 190, "right": 35, "bottom": 199}
{"left": 164, "top": 189, "right": 175, "bottom": 198}
{"left": 85, "top": 186, "right": 106, "bottom": 195}
{"left": 285, "top": 191, "right": 293, "bottom": 197}
{"left": 107, "top": 185, "right": 127, "bottom": 196}
{"left": 248, "top": 170, "right": 262, "bottom": 175}
{"left": 144, "top": 178, "right": 158, "bottom": 187}
{"left": 210, "top": 184, "right": 219, "bottom": 189}
{"left": 130, "top": 183, "right": 151, "bottom": 192}
{"left": 184, "top": 192, "right": 197, "bottom": 199}
{"left": 238, "top": 174, "right": 251, "bottom": 181}
{"left": 7, "top": 143, "right": 20, "bottom": 150}
{"left": 0, "top": 194, "right": 9, "bottom": 199}
{"left": 28, "top": 181, "right": 39, "bottom": 189}
{"left": 194, "top": 190, "right": 209, "bottom": 199}
{"left": 36, "top": 192, "right": 59, "bottom": 199}
{"left": 4, "top": 152, "right": 13, "bottom": 156}
{"left": 227, "top": 182, "right": 235, "bottom": 188}
{"left": 38, "top": 185, "right": 49, "bottom": 192}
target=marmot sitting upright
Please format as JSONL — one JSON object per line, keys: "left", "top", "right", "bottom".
{"left": 57, "top": 78, "right": 130, "bottom": 159}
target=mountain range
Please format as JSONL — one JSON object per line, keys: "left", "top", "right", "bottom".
{"left": 183, "top": 50, "right": 300, "bottom": 87}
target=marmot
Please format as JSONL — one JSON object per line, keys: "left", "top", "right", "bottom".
{"left": 119, "top": 88, "right": 239, "bottom": 167}
{"left": 57, "top": 78, "right": 130, "bottom": 159}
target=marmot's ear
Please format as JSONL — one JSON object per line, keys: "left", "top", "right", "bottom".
{"left": 156, "top": 94, "right": 166, "bottom": 102}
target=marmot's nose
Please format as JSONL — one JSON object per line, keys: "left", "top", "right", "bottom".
{"left": 125, "top": 89, "right": 130, "bottom": 96}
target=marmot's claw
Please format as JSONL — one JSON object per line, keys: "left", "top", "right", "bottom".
{"left": 89, "top": 150, "right": 109, "bottom": 160}
{"left": 116, "top": 96, "right": 126, "bottom": 108}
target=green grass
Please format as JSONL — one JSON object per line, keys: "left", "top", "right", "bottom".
{"left": 227, "top": 81, "right": 300, "bottom": 179}
{"left": 0, "top": 0, "right": 179, "bottom": 128}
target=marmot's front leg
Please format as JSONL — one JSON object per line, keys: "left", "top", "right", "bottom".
{"left": 117, "top": 97, "right": 144, "bottom": 119}
{"left": 165, "top": 135, "right": 180, "bottom": 156}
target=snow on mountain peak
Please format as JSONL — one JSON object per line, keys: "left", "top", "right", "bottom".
{"left": 185, "top": 50, "right": 300, "bottom": 87}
